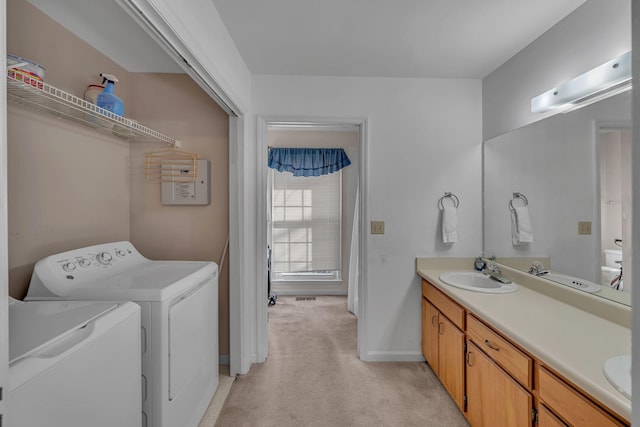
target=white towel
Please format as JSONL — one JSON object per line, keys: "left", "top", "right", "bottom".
{"left": 511, "top": 206, "right": 534, "bottom": 244}
{"left": 442, "top": 206, "right": 458, "bottom": 243}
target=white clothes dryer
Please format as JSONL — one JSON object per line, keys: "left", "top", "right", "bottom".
{"left": 25, "top": 241, "right": 219, "bottom": 427}
{"left": 8, "top": 298, "right": 141, "bottom": 427}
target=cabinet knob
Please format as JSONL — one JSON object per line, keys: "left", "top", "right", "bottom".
{"left": 467, "top": 351, "right": 474, "bottom": 367}
{"left": 438, "top": 322, "right": 445, "bottom": 335}
{"left": 431, "top": 314, "right": 438, "bottom": 327}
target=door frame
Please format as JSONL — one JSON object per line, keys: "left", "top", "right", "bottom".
{"left": 0, "top": 0, "right": 9, "bottom": 419}
{"left": 256, "top": 116, "right": 369, "bottom": 361}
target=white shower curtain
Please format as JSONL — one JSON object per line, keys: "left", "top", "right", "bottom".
{"left": 347, "top": 185, "right": 359, "bottom": 316}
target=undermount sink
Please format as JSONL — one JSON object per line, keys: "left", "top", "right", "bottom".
{"left": 439, "top": 271, "right": 517, "bottom": 294}
{"left": 542, "top": 272, "right": 601, "bottom": 293}
{"left": 603, "top": 355, "right": 631, "bottom": 399}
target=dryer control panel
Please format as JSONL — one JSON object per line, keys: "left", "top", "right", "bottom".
{"left": 55, "top": 243, "right": 139, "bottom": 273}
{"left": 59, "top": 246, "right": 131, "bottom": 272}
{"left": 26, "top": 241, "right": 149, "bottom": 297}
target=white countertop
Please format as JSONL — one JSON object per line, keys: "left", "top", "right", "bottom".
{"left": 417, "top": 261, "right": 631, "bottom": 422}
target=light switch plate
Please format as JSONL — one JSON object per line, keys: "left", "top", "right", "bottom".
{"left": 371, "top": 221, "right": 385, "bottom": 234}
{"left": 578, "top": 221, "right": 592, "bottom": 235}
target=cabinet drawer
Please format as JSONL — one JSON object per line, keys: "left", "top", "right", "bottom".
{"left": 422, "top": 280, "right": 464, "bottom": 330}
{"left": 467, "top": 314, "right": 532, "bottom": 388}
{"left": 538, "top": 366, "right": 625, "bottom": 427}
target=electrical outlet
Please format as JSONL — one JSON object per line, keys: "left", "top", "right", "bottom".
{"left": 371, "top": 221, "right": 385, "bottom": 235}
{"left": 578, "top": 221, "right": 592, "bottom": 235}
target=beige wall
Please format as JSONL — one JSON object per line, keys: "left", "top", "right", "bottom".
{"left": 7, "top": 0, "right": 230, "bottom": 356}
{"left": 7, "top": 0, "right": 131, "bottom": 298}
{"left": 7, "top": 109, "right": 131, "bottom": 297}
{"left": 7, "top": 0, "right": 131, "bottom": 107}
{"left": 128, "top": 73, "right": 229, "bottom": 355}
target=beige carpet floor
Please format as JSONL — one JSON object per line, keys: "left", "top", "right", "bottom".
{"left": 215, "top": 296, "right": 469, "bottom": 427}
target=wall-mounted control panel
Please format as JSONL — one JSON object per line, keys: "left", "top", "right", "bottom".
{"left": 161, "top": 159, "right": 211, "bottom": 205}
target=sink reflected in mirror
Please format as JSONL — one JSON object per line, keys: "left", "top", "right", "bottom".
{"left": 439, "top": 272, "right": 517, "bottom": 294}
{"left": 603, "top": 355, "right": 631, "bottom": 399}
{"left": 541, "top": 272, "right": 601, "bottom": 294}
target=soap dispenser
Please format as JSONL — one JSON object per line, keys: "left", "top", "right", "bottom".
{"left": 96, "top": 73, "right": 124, "bottom": 116}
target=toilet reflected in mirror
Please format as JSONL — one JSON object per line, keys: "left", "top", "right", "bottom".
{"left": 602, "top": 248, "right": 622, "bottom": 288}
{"left": 599, "top": 125, "right": 630, "bottom": 291}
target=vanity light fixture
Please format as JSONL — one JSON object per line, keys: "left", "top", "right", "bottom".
{"left": 531, "top": 51, "right": 631, "bottom": 113}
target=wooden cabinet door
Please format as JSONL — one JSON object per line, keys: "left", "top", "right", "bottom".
{"left": 538, "top": 404, "right": 568, "bottom": 427}
{"left": 422, "top": 298, "right": 439, "bottom": 373}
{"left": 466, "top": 341, "right": 532, "bottom": 427}
{"left": 466, "top": 340, "right": 491, "bottom": 427}
{"left": 438, "top": 314, "right": 465, "bottom": 411}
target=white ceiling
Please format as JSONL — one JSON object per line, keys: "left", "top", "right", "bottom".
{"left": 212, "top": 0, "right": 588, "bottom": 78}
{"left": 27, "top": 0, "right": 587, "bottom": 79}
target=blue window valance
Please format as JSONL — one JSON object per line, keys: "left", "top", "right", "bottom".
{"left": 268, "top": 148, "right": 351, "bottom": 177}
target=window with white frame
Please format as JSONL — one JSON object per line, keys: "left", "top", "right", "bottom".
{"left": 271, "top": 170, "right": 342, "bottom": 281}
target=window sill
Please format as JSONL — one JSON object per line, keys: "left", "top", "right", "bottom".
{"left": 272, "top": 279, "right": 343, "bottom": 285}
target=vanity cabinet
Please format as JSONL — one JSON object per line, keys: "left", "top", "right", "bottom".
{"left": 466, "top": 340, "right": 532, "bottom": 426}
{"left": 466, "top": 314, "right": 532, "bottom": 389}
{"left": 421, "top": 282, "right": 465, "bottom": 411}
{"left": 420, "top": 278, "right": 630, "bottom": 427}
{"left": 537, "top": 366, "right": 625, "bottom": 427}
{"left": 421, "top": 299, "right": 439, "bottom": 372}
{"left": 466, "top": 314, "right": 533, "bottom": 426}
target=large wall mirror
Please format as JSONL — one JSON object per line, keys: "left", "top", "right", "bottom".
{"left": 483, "top": 91, "right": 632, "bottom": 306}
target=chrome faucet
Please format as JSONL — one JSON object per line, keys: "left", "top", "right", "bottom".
{"left": 484, "top": 256, "right": 512, "bottom": 284}
{"left": 528, "top": 261, "right": 549, "bottom": 276}
{"left": 486, "top": 255, "right": 499, "bottom": 273}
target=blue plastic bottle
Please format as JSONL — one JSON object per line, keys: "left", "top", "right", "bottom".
{"left": 96, "top": 73, "right": 124, "bottom": 116}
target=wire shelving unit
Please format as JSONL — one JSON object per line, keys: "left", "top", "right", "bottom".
{"left": 7, "top": 72, "right": 177, "bottom": 145}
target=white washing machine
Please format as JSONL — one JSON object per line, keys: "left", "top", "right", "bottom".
{"left": 25, "top": 241, "right": 219, "bottom": 427}
{"left": 8, "top": 297, "right": 141, "bottom": 427}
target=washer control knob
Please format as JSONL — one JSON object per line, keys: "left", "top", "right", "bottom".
{"left": 115, "top": 249, "right": 126, "bottom": 258}
{"left": 78, "top": 258, "right": 92, "bottom": 268}
{"left": 62, "top": 262, "right": 76, "bottom": 272}
{"left": 96, "top": 252, "right": 113, "bottom": 265}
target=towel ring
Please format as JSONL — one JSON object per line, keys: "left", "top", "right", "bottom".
{"left": 438, "top": 192, "right": 460, "bottom": 210}
{"left": 509, "top": 192, "right": 528, "bottom": 211}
